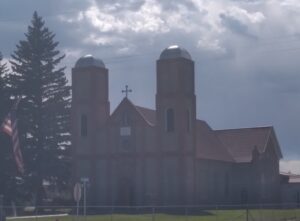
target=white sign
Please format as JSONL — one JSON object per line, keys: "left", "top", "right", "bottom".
{"left": 74, "top": 183, "right": 82, "bottom": 202}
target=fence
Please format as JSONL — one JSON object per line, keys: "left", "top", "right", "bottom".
{"left": 2, "top": 204, "right": 300, "bottom": 221}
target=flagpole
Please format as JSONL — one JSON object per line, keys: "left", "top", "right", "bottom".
{"left": 0, "top": 97, "right": 24, "bottom": 174}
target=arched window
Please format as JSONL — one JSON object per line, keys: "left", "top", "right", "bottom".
{"left": 186, "top": 109, "right": 191, "bottom": 132}
{"left": 166, "top": 108, "right": 174, "bottom": 132}
{"left": 81, "top": 114, "right": 87, "bottom": 137}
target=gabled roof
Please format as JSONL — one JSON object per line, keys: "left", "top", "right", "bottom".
{"left": 196, "top": 120, "right": 234, "bottom": 162}
{"left": 215, "top": 126, "right": 281, "bottom": 163}
{"left": 109, "top": 98, "right": 156, "bottom": 126}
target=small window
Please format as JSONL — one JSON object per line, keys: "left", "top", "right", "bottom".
{"left": 81, "top": 114, "right": 87, "bottom": 137}
{"left": 166, "top": 108, "right": 174, "bottom": 132}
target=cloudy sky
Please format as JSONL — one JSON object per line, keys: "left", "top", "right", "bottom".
{"left": 1, "top": 0, "right": 300, "bottom": 172}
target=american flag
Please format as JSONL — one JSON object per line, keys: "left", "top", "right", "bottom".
{"left": 1, "top": 99, "right": 24, "bottom": 174}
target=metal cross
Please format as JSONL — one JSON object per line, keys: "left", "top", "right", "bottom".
{"left": 122, "top": 85, "right": 132, "bottom": 98}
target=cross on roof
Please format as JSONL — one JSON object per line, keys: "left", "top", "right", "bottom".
{"left": 122, "top": 85, "right": 132, "bottom": 98}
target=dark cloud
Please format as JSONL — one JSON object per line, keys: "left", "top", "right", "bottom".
{"left": 220, "top": 13, "right": 260, "bottom": 40}
{"left": 1, "top": 0, "right": 300, "bottom": 162}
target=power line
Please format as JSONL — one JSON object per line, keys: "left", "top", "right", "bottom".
{"left": 59, "top": 44, "right": 300, "bottom": 70}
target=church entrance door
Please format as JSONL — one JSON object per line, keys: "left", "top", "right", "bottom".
{"left": 118, "top": 177, "right": 135, "bottom": 206}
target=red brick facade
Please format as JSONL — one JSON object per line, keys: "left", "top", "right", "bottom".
{"left": 72, "top": 47, "right": 283, "bottom": 206}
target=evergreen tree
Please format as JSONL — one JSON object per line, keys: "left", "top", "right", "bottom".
{"left": 0, "top": 52, "right": 10, "bottom": 118}
{"left": 8, "top": 12, "right": 71, "bottom": 205}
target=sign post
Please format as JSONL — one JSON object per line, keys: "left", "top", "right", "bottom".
{"left": 73, "top": 183, "right": 82, "bottom": 218}
{"left": 80, "top": 177, "right": 89, "bottom": 217}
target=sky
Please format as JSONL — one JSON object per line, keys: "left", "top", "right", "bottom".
{"left": 1, "top": 0, "right": 300, "bottom": 172}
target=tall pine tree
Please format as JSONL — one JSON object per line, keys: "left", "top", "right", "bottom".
{"left": 9, "top": 12, "right": 71, "bottom": 205}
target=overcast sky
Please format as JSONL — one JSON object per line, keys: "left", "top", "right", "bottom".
{"left": 1, "top": 0, "right": 300, "bottom": 171}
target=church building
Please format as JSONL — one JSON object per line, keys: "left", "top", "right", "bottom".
{"left": 71, "top": 45, "right": 283, "bottom": 206}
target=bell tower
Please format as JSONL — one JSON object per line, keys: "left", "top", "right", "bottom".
{"left": 156, "top": 45, "right": 196, "bottom": 205}
{"left": 71, "top": 55, "right": 110, "bottom": 203}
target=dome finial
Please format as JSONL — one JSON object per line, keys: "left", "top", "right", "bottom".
{"left": 159, "top": 45, "right": 192, "bottom": 60}
{"left": 75, "top": 54, "right": 105, "bottom": 68}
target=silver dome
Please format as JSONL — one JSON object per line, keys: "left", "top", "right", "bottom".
{"left": 159, "top": 45, "right": 192, "bottom": 60}
{"left": 75, "top": 54, "right": 105, "bottom": 68}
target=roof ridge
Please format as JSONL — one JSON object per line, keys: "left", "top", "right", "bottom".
{"left": 134, "top": 105, "right": 156, "bottom": 126}
{"left": 215, "top": 126, "right": 273, "bottom": 132}
{"left": 135, "top": 105, "right": 155, "bottom": 111}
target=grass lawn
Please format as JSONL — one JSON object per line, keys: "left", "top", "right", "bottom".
{"left": 7, "top": 209, "right": 300, "bottom": 221}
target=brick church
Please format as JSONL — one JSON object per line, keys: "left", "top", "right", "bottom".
{"left": 71, "top": 45, "right": 284, "bottom": 206}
